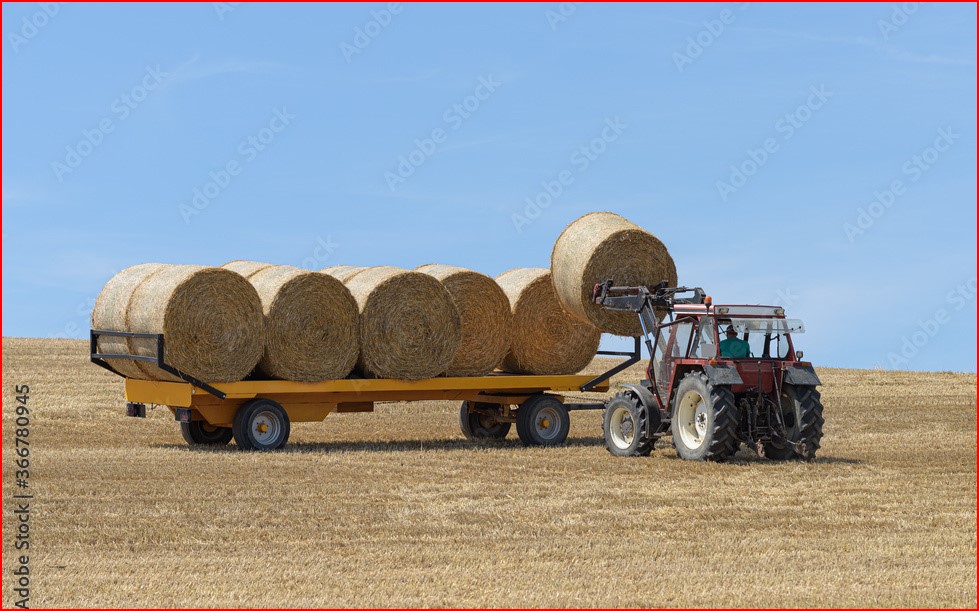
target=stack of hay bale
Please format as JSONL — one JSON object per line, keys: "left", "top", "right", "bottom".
{"left": 92, "top": 212, "right": 675, "bottom": 382}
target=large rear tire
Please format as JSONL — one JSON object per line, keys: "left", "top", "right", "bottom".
{"left": 232, "top": 399, "right": 290, "bottom": 451}
{"left": 765, "top": 384, "right": 824, "bottom": 460}
{"left": 603, "top": 392, "right": 654, "bottom": 457}
{"left": 670, "top": 372, "right": 740, "bottom": 461}
{"left": 459, "top": 401, "right": 511, "bottom": 440}
{"left": 180, "top": 421, "right": 233, "bottom": 446}
{"left": 516, "top": 395, "right": 570, "bottom": 447}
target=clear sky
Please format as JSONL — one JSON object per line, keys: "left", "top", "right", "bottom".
{"left": 3, "top": 2, "right": 976, "bottom": 372}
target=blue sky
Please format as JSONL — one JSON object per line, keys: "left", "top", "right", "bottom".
{"left": 3, "top": 2, "right": 976, "bottom": 372}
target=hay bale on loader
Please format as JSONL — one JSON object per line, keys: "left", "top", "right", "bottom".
{"left": 321, "top": 265, "right": 367, "bottom": 282}
{"left": 343, "top": 266, "right": 461, "bottom": 380}
{"left": 496, "top": 268, "right": 600, "bottom": 375}
{"left": 92, "top": 264, "right": 264, "bottom": 382}
{"left": 415, "top": 264, "right": 512, "bottom": 377}
{"left": 551, "top": 211, "right": 677, "bottom": 336}
{"left": 222, "top": 261, "right": 359, "bottom": 381}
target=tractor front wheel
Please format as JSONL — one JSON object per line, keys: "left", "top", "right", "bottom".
{"left": 603, "top": 392, "right": 654, "bottom": 457}
{"left": 670, "top": 372, "right": 740, "bottom": 461}
{"left": 765, "top": 384, "right": 824, "bottom": 461}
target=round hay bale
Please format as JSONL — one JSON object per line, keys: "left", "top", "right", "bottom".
{"left": 551, "top": 211, "right": 677, "bottom": 336}
{"left": 125, "top": 265, "right": 265, "bottom": 382}
{"left": 221, "top": 261, "right": 359, "bottom": 381}
{"left": 415, "top": 264, "right": 512, "bottom": 377}
{"left": 344, "top": 266, "right": 461, "bottom": 380}
{"left": 321, "top": 265, "right": 367, "bottom": 282}
{"left": 91, "top": 263, "right": 167, "bottom": 378}
{"left": 223, "top": 260, "right": 275, "bottom": 279}
{"left": 496, "top": 268, "right": 600, "bottom": 375}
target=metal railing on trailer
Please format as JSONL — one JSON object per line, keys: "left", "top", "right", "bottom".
{"left": 90, "top": 329, "right": 226, "bottom": 399}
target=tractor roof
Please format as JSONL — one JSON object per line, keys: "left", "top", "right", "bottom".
{"left": 673, "top": 304, "right": 786, "bottom": 317}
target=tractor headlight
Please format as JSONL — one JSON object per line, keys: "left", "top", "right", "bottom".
{"left": 716, "top": 307, "right": 729, "bottom": 315}
{"left": 795, "top": 350, "right": 803, "bottom": 360}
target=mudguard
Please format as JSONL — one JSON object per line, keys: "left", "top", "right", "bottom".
{"left": 621, "top": 383, "right": 656, "bottom": 411}
{"left": 620, "top": 383, "right": 664, "bottom": 435}
{"left": 703, "top": 363, "right": 744, "bottom": 385}
{"left": 784, "top": 364, "right": 821, "bottom": 386}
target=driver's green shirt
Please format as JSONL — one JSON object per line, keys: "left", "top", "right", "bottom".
{"left": 719, "top": 337, "right": 751, "bottom": 358}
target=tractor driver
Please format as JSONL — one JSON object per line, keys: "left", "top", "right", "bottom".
{"left": 719, "top": 324, "right": 751, "bottom": 358}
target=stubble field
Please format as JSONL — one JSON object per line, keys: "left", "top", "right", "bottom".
{"left": 1, "top": 337, "right": 976, "bottom": 608}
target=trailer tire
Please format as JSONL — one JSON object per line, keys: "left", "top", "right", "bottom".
{"left": 459, "top": 401, "right": 511, "bottom": 440}
{"left": 180, "top": 421, "right": 233, "bottom": 446}
{"left": 233, "top": 399, "right": 290, "bottom": 451}
{"left": 516, "top": 395, "right": 570, "bottom": 447}
{"left": 603, "top": 392, "right": 654, "bottom": 457}
{"left": 765, "top": 384, "right": 824, "bottom": 461}
{"left": 670, "top": 372, "right": 740, "bottom": 461}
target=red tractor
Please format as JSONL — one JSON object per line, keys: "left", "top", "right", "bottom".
{"left": 592, "top": 281, "right": 824, "bottom": 461}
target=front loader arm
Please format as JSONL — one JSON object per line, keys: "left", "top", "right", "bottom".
{"left": 591, "top": 280, "right": 706, "bottom": 336}
{"left": 590, "top": 280, "right": 662, "bottom": 339}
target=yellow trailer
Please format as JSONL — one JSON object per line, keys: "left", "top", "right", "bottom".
{"left": 92, "top": 330, "right": 637, "bottom": 451}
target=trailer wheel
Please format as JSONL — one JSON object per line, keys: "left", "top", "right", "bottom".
{"left": 459, "top": 401, "right": 511, "bottom": 440}
{"left": 603, "top": 392, "right": 653, "bottom": 457}
{"left": 180, "top": 421, "right": 233, "bottom": 446}
{"left": 516, "top": 395, "right": 570, "bottom": 447}
{"left": 232, "top": 399, "right": 290, "bottom": 451}
{"left": 765, "top": 384, "right": 824, "bottom": 461}
{"left": 670, "top": 372, "right": 740, "bottom": 461}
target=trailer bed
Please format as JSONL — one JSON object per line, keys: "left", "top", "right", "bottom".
{"left": 126, "top": 373, "right": 607, "bottom": 406}
{"left": 93, "top": 329, "right": 637, "bottom": 450}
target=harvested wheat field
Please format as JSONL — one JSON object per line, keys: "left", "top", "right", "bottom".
{"left": 1, "top": 337, "right": 975, "bottom": 608}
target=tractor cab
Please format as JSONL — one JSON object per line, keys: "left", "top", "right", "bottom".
{"left": 592, "top": 281, "right": 824, "bottom": 462}
{"left": 650, "top": 303, "right": 808, "bottom": 406}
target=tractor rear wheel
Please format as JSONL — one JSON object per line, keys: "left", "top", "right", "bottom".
{"left": 459, "top": 401, "right": 511, "bottom": 440}
{"left": 516, "top": 395, "right": 570, "bottom": 446}
{"left": 603, "top": 392, "right": 654, "bottom": 457}
{"left": 180, "top": 421, "right": 233, "bottom": 446}
{"left": 670, "top": 372, "right": 740, "bottom": 461}
{"left": 765, "top": 384, "right": 824, "bottom": 461}
{"left": 232, "top": 399, "right": 290, "bottom": 451}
